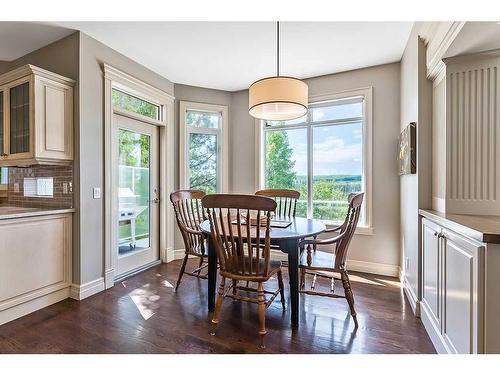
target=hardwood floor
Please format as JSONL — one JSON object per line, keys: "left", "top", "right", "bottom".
{"left": 0, "top": 259, "right": 435, "bottom": 354}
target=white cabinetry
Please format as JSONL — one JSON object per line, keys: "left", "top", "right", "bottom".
{"left": 0, "top": 213, "right": 72, "bottom": 325}
{"left": 0, "top": 65, "right": 74, "bottom": 167}
{"left": 421, "top": 217, "right": 484, "bottom": 353}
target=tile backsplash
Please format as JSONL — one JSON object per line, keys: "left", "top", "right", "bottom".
{"left": 7, "top": 165, "right": 73, "bottom": 209}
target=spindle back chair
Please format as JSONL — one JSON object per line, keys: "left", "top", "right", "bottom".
{"left": 255, "top": 189, "right": 300, "bottom": 218}
{"left": 170, "top": 189, "right": 208, "bottom": 291}
{"left": 202, "top": 194, "right": 286, "bottom": 348}
{"left": 299, "top": 192, "right": 364, "bottom": 327}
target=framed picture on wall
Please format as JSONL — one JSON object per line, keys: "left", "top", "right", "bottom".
{"left": 398, "top": 122, "right": 416, "bottom": 175}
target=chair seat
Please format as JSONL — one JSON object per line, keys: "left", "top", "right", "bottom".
{"left": 221, "top": 257, "right": 282, "bottom": 280}
{"left": 300, "top": 249, "right": 340, "bottom": 272}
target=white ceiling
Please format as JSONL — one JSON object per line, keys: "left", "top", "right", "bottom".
{"left": 1, "top": 22, "right": 413, "bottom": 91}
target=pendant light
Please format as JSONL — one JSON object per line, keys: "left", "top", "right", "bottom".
{"left": 248, "top": 21, "right": 308, "bottom": 121}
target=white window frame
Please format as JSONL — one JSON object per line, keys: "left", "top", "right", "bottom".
{"left": 255, "top": 87, "right": 373, "bottom": 235}
{"left": 179, "top": 101, "right": 229, "bottom": 193}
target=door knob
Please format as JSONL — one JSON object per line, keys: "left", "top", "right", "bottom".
{"left": 149, "top": 198, "right": 160, "bottom": 204}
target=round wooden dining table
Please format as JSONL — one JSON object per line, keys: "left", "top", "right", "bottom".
{"left": 200, "top": 217, "right": 326, "bottom": 327}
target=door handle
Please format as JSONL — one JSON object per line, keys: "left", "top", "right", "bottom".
{"left": 149, "top": 198, "right": 160, "bottom": 204}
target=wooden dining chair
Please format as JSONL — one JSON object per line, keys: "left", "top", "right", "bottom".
{"left": 255, "top": 189, "right": 300, "bottom": 218}
{"left": 170, "top": 189, "right": 208, "bottom": 291}
{"left": 202, "top": 194, "right": 286, "bottom": 349}
{"left": 299, "top": 192, "right": 364, "bottom": 328}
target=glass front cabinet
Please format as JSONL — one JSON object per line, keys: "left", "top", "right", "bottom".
{"left": 0, "top": 65, "right": 74, "bottom": 166}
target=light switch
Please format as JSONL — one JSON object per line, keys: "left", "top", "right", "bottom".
{"left": 14, "top": 183, "right": 19, "bottom": 193}
{"left": 93, "top": 187, "right": 101, "bottom": 199}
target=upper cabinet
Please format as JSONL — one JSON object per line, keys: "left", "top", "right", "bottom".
{"left": 0, "top": 65, "right": 74, "bottom": 167}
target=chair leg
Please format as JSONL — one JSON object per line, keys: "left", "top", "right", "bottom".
{"left": 210, "top": 277, "right": 226, "bottom": 336}
{"left": 300, "top": 268, "right": 306, "bottom": 290}
{"left": 175, "top": 254, "right": 189, "bottom": 292}
{"left": 341, "top": 270, "right": 358, "bottom": 328}
{"left": 257, "top": 282, "right": 267, "bottom": 348}
{"left": 232, "top": 279, "right": 238, "bottom": 299}
{"left": 196, "top": 256, "right": 204, "bottom": 276}
{"left": 277, "top": 270, "right": 286, "bottom": 310}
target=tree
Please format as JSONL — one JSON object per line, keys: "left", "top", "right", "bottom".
{"left": 265, "top": 131, "right": 297, "bottom": 189}
{"left": 186, "top": 111, "right": 219, "bottom": 193}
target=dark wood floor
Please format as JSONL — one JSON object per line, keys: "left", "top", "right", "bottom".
{"left": 0, "top": 259, "right": 435, "bottom": 354}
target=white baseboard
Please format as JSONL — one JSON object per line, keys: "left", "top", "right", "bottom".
{"left": 402, "top": 276, "right": 421, "bottom": 317}
{"left": 104, "top": 268, "right": 114, "bottom": 289}
{"left": 174, "top": 248, "right": 199, "bottom": 260}
{"left": 0, "top": 287, "right": 70, "bottom": 326}
{"left": 347, "top": 259, "right": 400, "bottom": 277}
{"left": 70, "top": 277, "right": 105, "bottom": 300}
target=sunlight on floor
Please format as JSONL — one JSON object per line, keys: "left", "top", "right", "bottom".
{"left": 128, "top": 283, "right": 161, "bottom": 320}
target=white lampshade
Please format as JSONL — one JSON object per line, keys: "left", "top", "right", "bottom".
{"left": 249, "top": 76, "right": 308, "bottom": 121}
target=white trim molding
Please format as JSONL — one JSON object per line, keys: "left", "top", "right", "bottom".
{"left": 103, "top": 64, "right": 176, "bottom": 289}
{"left": 419, "top": 21, "right": 466, "bottom": 80}
{"left": 179, "top": 101, "right": 229, "bottom": 193}
{"left": 70, "top": 278, "right": 105, "bottom": 301}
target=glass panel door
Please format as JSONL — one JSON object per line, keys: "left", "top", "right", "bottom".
{"left": 113, "top": 113, "right": 159, "bottom": 278}
{"left": 9, "top": 82, "right": 30, "bottom": 155}
{"left": 118, "top": 129, "right": 151, "bottom": 253}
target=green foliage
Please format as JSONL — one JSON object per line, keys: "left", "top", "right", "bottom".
{"left": 264, "top": 130, "right": 362, "bottom": 222}
{"left": 265, "top": 131, "right": 297, "bottom": 189}
{"left": 112, "top": 89, "right": 159, "bottom": 120}
{"left": 187, "top": 111, "right": 219, "bottom": 194}
{"left": 189, "top": 133, "right": 217, "bottom": 194}
{"left": 119, "top": 130, "right": 150, "bottom": 168}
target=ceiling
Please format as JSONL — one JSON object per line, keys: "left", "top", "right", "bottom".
{"left": 1, "top": 22, "right": 413, "bottom": 91}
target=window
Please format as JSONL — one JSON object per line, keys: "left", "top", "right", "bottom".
{"left": 258, "top": 88, "right": 372, "bottom": 230}
{"left": 180, "top": 101, "right": 228, "bottom": 194}
{"left": 112, "top": 88, "right": 160, "bottom": 120}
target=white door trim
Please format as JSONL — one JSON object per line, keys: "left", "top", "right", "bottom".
{"left": 103, "top": 64, "right": 175, "bottom": 289}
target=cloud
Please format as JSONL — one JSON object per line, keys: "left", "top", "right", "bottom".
{"left": 291, "top": 136, "right": 362, "bottom": 176}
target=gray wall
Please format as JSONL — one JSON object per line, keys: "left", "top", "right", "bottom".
{"left": 399, "top": 26, "right": 432, "bottom": 302}
{"left": 230, "top": 63, "right": 402, "bottom": 268}
{"left": 172, "top": 83, "right": 232, "bottom": 250}
{"left": 77, "top": 33, "right": 175, "bottom": 284}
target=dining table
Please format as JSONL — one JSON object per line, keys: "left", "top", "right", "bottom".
{"left": 200, "top": 217, "right": 326, "bottom": 327}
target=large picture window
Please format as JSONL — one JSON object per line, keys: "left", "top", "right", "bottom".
{"left": 180, "top": 101, "right": 228, "bottom": 194}
{"left": 258, "top": 88, "right": 372, "bottom": 229}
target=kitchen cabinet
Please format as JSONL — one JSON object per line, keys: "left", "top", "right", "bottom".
{"left": 0, "top": 65, "right": 74, "bottom": 166}
{"left": 421, "top": 216, "right": 484, "bottom": 353}
{"left": 0, "top": 211, "right": 73, "bottom": 325}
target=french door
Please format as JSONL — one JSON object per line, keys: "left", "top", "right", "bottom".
{"left": 113, "top": 113, "right": 160, "bottom": 278}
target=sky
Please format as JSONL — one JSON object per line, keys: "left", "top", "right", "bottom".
{"left": 268, "top": 102, "right": 363, "bottom": 176}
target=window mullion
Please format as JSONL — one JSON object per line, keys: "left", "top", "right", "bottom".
{"left": 307, "top": 119, "right": 313, "bottom": 220}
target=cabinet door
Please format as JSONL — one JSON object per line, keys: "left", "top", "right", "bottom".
{"left": 7, "top": 79, "right": 32, "bottom": 159}
{"left": 422, "top": 218, "right": 442, "bottom": 329}
{"left": 442, "top": 229, "right": 483, "bottom": 354}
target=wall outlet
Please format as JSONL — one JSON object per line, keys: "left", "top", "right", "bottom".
{"left": 93, "top": 187, "right": 101, "bottom": 199}
{"left": 13, "top": 183, "right": 19, "bottom": 193}
{"left": 63, "top": 182, "right": 68, "bottom": 194}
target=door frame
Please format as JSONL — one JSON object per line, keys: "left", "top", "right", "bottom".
{"left": 103, "top": 64, "right": 175, "bottom": 289}
{"left": 113, "top": 114, "right": 160, "bottom": 278}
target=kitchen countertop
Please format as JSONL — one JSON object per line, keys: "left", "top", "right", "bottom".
{"left": 419, "top": 209, "right": 500, "bottom": 244}
{"left": 0, "top": 206, "right": 75, "bottom": 220}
